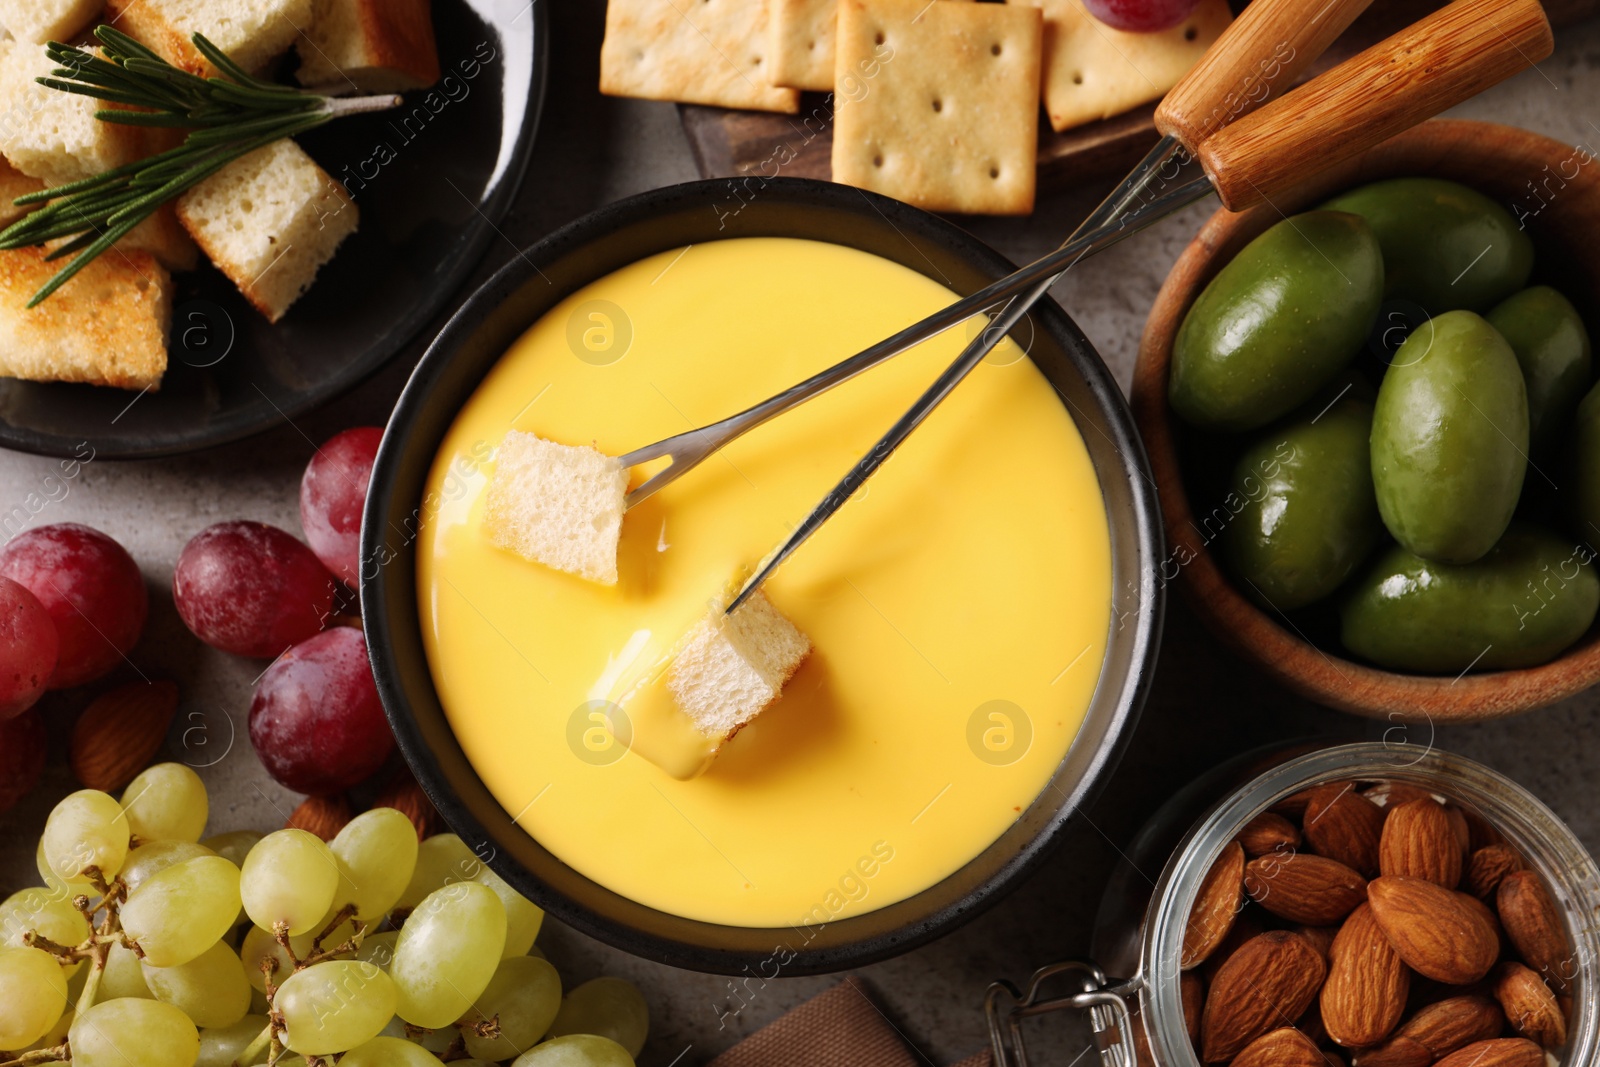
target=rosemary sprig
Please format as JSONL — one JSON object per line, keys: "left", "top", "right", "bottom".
{"left": 0, "top": 26, "right": 401, "bottom": 307}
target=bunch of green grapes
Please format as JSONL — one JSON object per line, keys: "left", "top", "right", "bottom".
{"left": 2, "top": 765, "right": 649, "bottom": 1067}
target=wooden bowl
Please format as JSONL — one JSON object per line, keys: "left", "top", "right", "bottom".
{"left": 1131, "top": 119, "right": 1600, "bottom": 724}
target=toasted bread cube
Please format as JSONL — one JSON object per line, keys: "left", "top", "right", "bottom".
{"left": 0, "top": 159, "right": 44, "bottom": 228}
{"left": 119, "top": 204, "right": 202, "bottom": 273}
{"left": 0, "top": 0, "right": 104, "bottom": 44}
{"left": 0, "top": 247, "right": 172, "bottom": 391}
{"left": 484, "top": 431, "right": 629, "bottom": 585}
{"left": 103, "top": 0, "right": 313, "bottom": 75}
{"left": 0, "top": 41, "right": 143, "bottom": 185}
{"left": 669, "top": 591, "right": 811, "bottom": 742}
{"left": 296, "top": 0, "right": 441, "bottom": 93}
{"left": 176, "top": 139, "right": 358, "bottom": 323}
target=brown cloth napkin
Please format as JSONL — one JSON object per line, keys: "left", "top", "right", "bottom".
{"left": 707, "top": 977, "right": 992, "bottom": 1067}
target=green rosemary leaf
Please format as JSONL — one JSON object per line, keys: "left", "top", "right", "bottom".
{"left": 25, "top": 214, "right": 149, "bottom": 307}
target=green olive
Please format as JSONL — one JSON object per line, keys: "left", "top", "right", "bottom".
{"left": 1487, "top": 286, "right": 1593, "bottom": 454}
{"left": 1321, "top": 177, "right": 1533, "bottom": 313}
{"left": 1372, "top": 310, "right": 1529, "bottom": 564}
{"left": 1218, "top": 382, "right": 1382, "bottom": 610}
{"left": 1340, "top": 524, "right": 1598, "bottom": 672}
{"left": 1569, "top": 379, "right": 1600, "bottom": 546}
{"left": 1169, "top": 211, "right": 1383, "bottom": 433}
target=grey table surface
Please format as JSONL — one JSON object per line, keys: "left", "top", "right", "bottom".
{"left": 5, "top": 5, "right": 1600, "bottom": 1064}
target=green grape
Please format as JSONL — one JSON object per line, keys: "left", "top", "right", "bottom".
{"left": 339, "top": 1036, "right": 448, "bottom": 1067}
{"left": 277, "top": 960, "right": 397, "bottom": 1055}
{"left": 70, "top": 998, "right": 200, "bottom": 1067}
{"left": 391, "top": 882, "right": 506, "bottom": 1027}
{"left": 511, "top": 1034, "right": 636, "bottom": 1067}
{"left": 7, "top": 1007, "right": 72, "bottom": 1055}
{"left": 330, "top": 808, "right": 419, "bottom": 923}
{"left": 41, "top": 789, "right": 130, "bottom": 882}
{"left": 462, "top": 955, "right": 562, "bottom": 1061}
{"left": 102, "top": 941, "right": 155, "bottom": 1000}
{"left": 120, "top": 855, "right": 241, "bottom": 967}
{"left": 36, "top": 839, "right": 94, "bottom": 900}
{"left": 397, "top": 833, "right": 480, "bottom": 909}
{"left": 473, "top": 863, "right": 544, "bottom": 958}
{"left": 0, "top": 886, "right": 90, "bottom": 976}
{"left": 121, "top": 763, "right": 209, "bottom": 843}
{"left": 195, "top": 1013, "right": 270, "bottom": 1067}
{"left": 0, "top": 947, "right": 67, "bottom": 1050}
{"left": 120, "top": 840, "right": 214, "bottom": 895}
{"left": 355, "top": 930, "right": 400, "bottom": 971}
{"left": 201, "top": 829, "right": 264, "bottom": 867}
{"left": 142, "top": 938, "right": 252, "bottom": 1028}
{"left": 453, "top": 1061, "right": 499, "bottom": 1066}
{"left": 545, "top": 977, "right": 649, "bottom": 1058}
{"left": 240, "top": 829, "right": 339, "bottom": 936}
{"left": 238, "top": 923, "right": 312, "bottom": 994}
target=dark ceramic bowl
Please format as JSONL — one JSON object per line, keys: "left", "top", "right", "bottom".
{"left": 362, "top": 178, "right": 1164, "bottom": 974}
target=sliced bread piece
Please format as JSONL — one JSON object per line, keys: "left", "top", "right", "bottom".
{"left": 0, "top": 0, "right": 104, "bottom": 44}
{"left": 0, "top": 40, "right": 143, "bottom": 185}
{"left": 0, "top": 160, "right": 45, "bottom": 228}
{"left": 103, "top": 0, "right": 314, "bottom": 75}
{"left": 483, "top": 431, "right": 629, "bottom": 585}
{"left": 668, "top": 591, "right": 812, "bottom": 742}
{"left": 175, "top": 139, "right": 358, "bottom": 323}
{"left": 296, "top": 0, "right": 441, "bottom": 93}
{"left": 0, "top": 247, "right": 172, "bottom": 390}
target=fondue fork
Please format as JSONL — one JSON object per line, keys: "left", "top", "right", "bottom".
{"left": 620, "top": 0, "right": 1555, "bottom": 614}
{"left": 617, "top": 0, "right": 1386, "bottom": 514}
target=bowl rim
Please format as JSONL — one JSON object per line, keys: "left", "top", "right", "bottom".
{"left": 1130, "top": 117, "right": 1600, "bottom": 725}
{"left": 361, "top": 176, "right": 1165, "bottom": 974}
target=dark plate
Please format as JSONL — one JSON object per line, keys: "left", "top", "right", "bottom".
{"left": 0, "top": 0, "right": 547, "bottom": 460}
{"left": 363, "top": 178, "right": 1166, "bottom": 974}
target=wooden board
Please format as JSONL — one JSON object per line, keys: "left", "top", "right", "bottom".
{"left": 679, "top": 0, "right": 1600, "bottom": 195}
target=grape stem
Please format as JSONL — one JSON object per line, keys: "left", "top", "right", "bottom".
{"left": 236, "top": 1024, "right": 272, "bottom": 1067}
{"left": 0, "top": 1041, "right": 70, "bottom": 1066}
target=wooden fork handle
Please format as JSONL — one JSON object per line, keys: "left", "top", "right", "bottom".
{"left": 1197, "top": 0, "right": 1554, "bottom": 211}
{"left": 1155, "top": 0, "right": 1377, "bottom": 151}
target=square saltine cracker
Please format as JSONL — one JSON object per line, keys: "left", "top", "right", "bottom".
{"left": 601, "top": 0, "right": 801, "bottom": 113}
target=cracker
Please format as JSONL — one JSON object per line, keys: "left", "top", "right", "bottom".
{"left": 600, "top": 0, "right": 800, "bottom": 113}
{"left": 1010, "top": 0, "right": 1231, "bottom": 133}
{"left": 832, "top": 0, "right": 1042, "bottom": 216}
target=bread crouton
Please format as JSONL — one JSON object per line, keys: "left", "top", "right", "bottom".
{"left": 296, "top": 0, "right": 441, "bottom": 93}
{"left": 0, "top": 160, "right": 45, "bottom": 228}
{"left": 103, "top": 0, "right": 314, "bottom": 75}
{"left": 0, "top": 0, "right": 104, "bottom": 44}
{"left": 483, "top": 431, "right": 629, "bottom": 585}
{"left": 0, "top": 247, "right": 172, "bottom": 391}
{"left": 175, "top": 139, "right": 358, "bottom": 323}
{"left": 0, "top": 40, "right": 143, "bottom": 185}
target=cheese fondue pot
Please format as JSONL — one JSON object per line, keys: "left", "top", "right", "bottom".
{"left": 361, "top": 178, "right": 1163, "bottom": 974}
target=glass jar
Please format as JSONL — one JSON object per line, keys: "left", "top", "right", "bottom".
{"left": 983, "top": 742, "right": 1600, "bottom": 1067}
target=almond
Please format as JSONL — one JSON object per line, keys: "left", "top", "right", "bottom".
{"left": 1182, "top": 971, "right": 1204, "bottom": 1044}
{"left": 1232, "top": 1029, "right": 1331, "bottom": 1067}
{"left": 1433, "top": 1038, "right": 1542, "bottom": 1067}
{"left": 1497, "top": 870, "right": 1572, "bottom": 992}
{"left": 373, "top": 768, "right": 438, "bottom": 841}
{"left": 1203, "top": 908, "right": 1266, "bottom": 983}
{"left": 1368, "top": 877, "right": 1499, "bottom": 985}
{"left": 1293, "top": 925, "right": 1338, "bottom": 964}
{"left": 1462, "top": 808, "right": 1506, "bottom": 852}
{"left": 1379, "top": 799, "right": 1463, "bottom": 888}
{"left": 1350, "top": 1035, "right": 1433, "bottom": 1067}
{"left": 1445, "top": 806, "right": 1473, "bottom": 857}
{"left": 1467, "top": 845, "right": 1524, "bottom": 900}
{"left": 70, "top": 680, "right": 180, "bottom": 792}
{"left": 286, "top": 794, "right": 352, "bottom": 842}
{"left": 1493, "top": 961, "right": 1565, "bottom": 1048}
{"left": 1201, "top": 931, "right": 1326, "bottom": 1063}
{"left": 1322, "top": 903, "right": 1409, "bottom": 1048}
{"left": 1245, "top": 853, "right": 1368, "bottom": 926}
{"left": 1363, "top": 783, "right": 1440, "bottom": 809}
{"left": 1274, "top": 789, "right": 1319, "bottom": 821}
{"left": 1239, "top": 813, "right": 1302, "bottom": 857}
{"left": 1303, "top": 784, "right": 1385, "bottom": 877}
{"left": 1397, "top": 995, "right": 1505, "bottom": 1058}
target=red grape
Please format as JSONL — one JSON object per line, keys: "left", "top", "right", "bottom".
{"left": 0, "top": 708, "right": 46, "bottom": 814}
{"left": 0, "top": 577, "right": 57, "bottom": 719}
{"left": 0, "top": 524, "right": 147, "bottom": 690}
{"left": 173, "top": 522, "right": 337, "bottom": 658}
{"left": 1082, "top": 0, "right": 1201, "bottom": 32}
{"left": 248, "top": 626, "right": 392, "bottom": 795}
{"left": 300, "top": 427, "right": 383, "bottom": 588}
